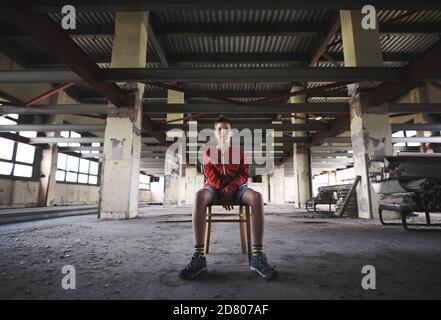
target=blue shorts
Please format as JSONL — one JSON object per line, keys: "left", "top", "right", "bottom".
{"left": 203, "top": 185, "right": 250, "bottom": 205}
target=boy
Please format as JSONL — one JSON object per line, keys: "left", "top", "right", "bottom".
{"left": 179, "top": 116, "right": 277, "bottom": 280}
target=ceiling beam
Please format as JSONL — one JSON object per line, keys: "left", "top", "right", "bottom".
{"left": 144, "top": 103, "right": 348, "bottom": 114}
{"left": 24, "top": 1, "right": 441, "bottom": 12}
{"left": 102, "top": 67, "right": 414, "bottom": 83}
{"left": 166, "top": 123, "right": 328, "bottom": 131}
{"left": 0, "top": 2, "right": 124, "bottom": 107}
{"left": 0, "top": 124, "right": 106, "bottom": 132}
{"left": 373, "top": 40, "right": 441, "bottom": 105}
{"left": 3, "top": 103, "right": 441, "bottom": 116}
{"left": 0, "top": 1, "right": 167, "bottom": 145}
{"left": 24, "top": 52, "right": 419, "bottom": 67}
{"left": 3, "top": 67, "right": 440, "bottom": 83}
{"left": 308, "top": 16, "right": 341, "bottom": 67}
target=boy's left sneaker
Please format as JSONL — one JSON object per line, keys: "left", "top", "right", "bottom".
{"left": 250, "top": 252, "right": 278, "bottom": 281}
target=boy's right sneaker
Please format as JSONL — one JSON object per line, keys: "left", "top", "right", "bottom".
{"left": 178, "top": 252, "right": 208, "bottom": 280}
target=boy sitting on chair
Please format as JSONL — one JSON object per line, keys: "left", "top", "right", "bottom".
{"left": 179, "top": 116, "right": 277, "bottom": 280}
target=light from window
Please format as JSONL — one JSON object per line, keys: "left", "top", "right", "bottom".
{"left": 78, "top": 173, "right": 88, "bottom": 183}
{"left": 139, "top": 174, "right": 150, "bottom": 190}
{"left": 88, "top": 175, "right": 98, "bottom": 184}
{"left": 89, "top": 162, "right": 99, "bottom": 175}
{"left": 0, "top": 115, "right": 36, "bottom": 178}
{"left": 56, "top": 152, "right": 99, "bottom": 185}
{"left": 0, "top": 138, "right": 14, "bottom": 160}
{"left": 13, "top": 164, "right": 33, "bottom": 177}
{"left": 15, "top": 143, "right": 35, "bottom": 164}
{"left": 0, "top": 161, "right": 13, "bottom": 175}
{"left": 66, "top": 172, "right": 78, "bottom": 182}
{"left": 67, "top": 155, "right": 79, "bottom": 172}
{"left": 79, "top": 159, "right": 89, "bottom": 174}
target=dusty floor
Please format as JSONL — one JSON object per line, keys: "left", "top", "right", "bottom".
{"left": 0, "top": 204, "right": 441, "bottom": 300}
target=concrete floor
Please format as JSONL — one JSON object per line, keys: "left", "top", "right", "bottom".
{"left": 0, "top": 204, "right": 440, "bottom": 300}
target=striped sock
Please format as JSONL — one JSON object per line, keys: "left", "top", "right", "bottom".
{"left": 252, "top": 244, "right": 263, "bottom": 256}
{"left": 194, "top": 245, "right": 205, "bottom": 256}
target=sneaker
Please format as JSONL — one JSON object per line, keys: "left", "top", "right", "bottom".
{"left": 178, "top": 252, "right": 208, "bottom": 280}
{"left": 250, "top": 252, "right": 278, "bottom": 280}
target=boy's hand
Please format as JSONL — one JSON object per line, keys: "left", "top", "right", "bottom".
{"left": 220, "top": 187, "right": 234, "bottom": 211}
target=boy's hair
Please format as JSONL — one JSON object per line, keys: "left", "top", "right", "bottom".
{"left": 214, "top": 115, "right": 232, "bottom": 128}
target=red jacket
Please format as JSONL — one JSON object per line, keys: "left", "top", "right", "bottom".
{"left": 203, "top": 146, "right": 249, "bottom": 192}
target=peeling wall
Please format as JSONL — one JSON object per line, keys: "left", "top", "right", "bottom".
{"left": 0, "top": 178, "right": 161, "bottom": 208}
{"left": 0, "top": 179, "right": 40, "bottom": 208}
{"left": 53, "top": 183, "right": 100, "bottom": 206}
{"left": 0, "top": 178, "right": 100, "bottom": 208}
{"left": 149, "top": 176, "right": 164, "bottom": 203}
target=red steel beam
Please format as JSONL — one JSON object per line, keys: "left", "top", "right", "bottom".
{"left": 0, "top": 1, "right": 167, "bottom": 145}
{"left": 373, "top": 40, "right": 441, "bottom": 105}
{"left": 23, "top": 82, "right": 75, "bottom": 107}
{"left": 308, "top": 16, "right": 341, "bottom": 67}
{"left": 0, "top": 2, "right": 125, "bottom": 108}
{"left": 278, "top": 39, "right": 441, "bottom": 165}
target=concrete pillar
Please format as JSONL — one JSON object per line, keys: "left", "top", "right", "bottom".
{"left": 290, "top": 86, "right": 311, "bottom": 208}
{"left": 37, "top": 91, "right": 78, "bottom": 206}
{"left": 328, "top": 171, "right": 337, "bottom": 186}
{"left": 269, "top": 119, "right": 285, "bottom": 205}
{"left": 262, "top": 175, "right": 270, "bottom": 203}
{"left": 341, "top": 10, "right": 393, "bottom": 219}
{"left": 99, "top": 12, "right": 147, "bottom": 219}
{"left": 164, "top": 90, "right": 185, "bottom": 207}
{"left": 37, "top": 113, "right": 62, "bottom": 207}
{"left": 270, "top": 165, "right": 285, "bottom": 205}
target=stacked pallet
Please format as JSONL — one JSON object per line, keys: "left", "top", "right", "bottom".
{"left": 385, "top": 156, "right": 441, "bottom": 179}
{"left": 381, "top": 155, "right": 441, "bottom": 212}
{"left": 334, "top": 184, "right": 358, "bottom": 218}
{"left": 401, "top": 178, "right": 441, "bottom": 212}
{"left": 315, "top": 186, "right": 338, "bottom": 204}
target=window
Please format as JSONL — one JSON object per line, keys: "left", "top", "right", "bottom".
{"left": 0, "top": 114, "right": 36, "bottom": 178}
{"left": 393, "top": 130, "right": 421, "bottom": 148}
{"left": 139, "top": 174, "right": 150, "bottom": 190}
{"left": 56, "top": 153, "right": 99, "bottom": 185}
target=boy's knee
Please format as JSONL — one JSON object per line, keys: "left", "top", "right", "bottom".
{"left": 252, "top": 191, "right": 263, "bottom": 203}
{"left": 195, "top": 188, "right": 210, "bottom": 203}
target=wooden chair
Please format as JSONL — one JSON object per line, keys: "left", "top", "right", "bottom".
{"left": 205, "top": 203, "right": 252, "bottom": 264}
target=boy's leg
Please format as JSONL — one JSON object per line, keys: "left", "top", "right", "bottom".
{"left": 240, "top": 189, "right": 264, "bottom": 246}
{"left": 192, "top": 188, "right": 214, "bottom": 246}
{"left": 179, "top": 188, "right": 214, "bottom": 280}
{"left": 240, "top": 189, "right": 278, "bottom": 280}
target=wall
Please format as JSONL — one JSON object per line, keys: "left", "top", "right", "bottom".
{"left": 149, "top": 176, "right": 164, "bottom": 203}
{"left": 0, "top": 179, "right": 40, "bottom": 208}
{"left": 284, "top": 176, "right": 295, "bottom": 203}
{"left": 53, "top": 183, "right": 99, "bottom": 205}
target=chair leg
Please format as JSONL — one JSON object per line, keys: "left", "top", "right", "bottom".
{"left": 239, "top": 205, "right": 247, "bottom": 254}
{"left": 245, "top": 205, "right": 252, "bottom": 264}
{"left": 205, "top": 206, "right": 212, "bottom": 254}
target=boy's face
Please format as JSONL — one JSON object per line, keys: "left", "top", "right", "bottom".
{"left": 215, "top": 122, "right": 232, "bottom": 145}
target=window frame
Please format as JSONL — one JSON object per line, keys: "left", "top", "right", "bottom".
{"left": 0, "top": 115, "right": 37, "bottom": 180}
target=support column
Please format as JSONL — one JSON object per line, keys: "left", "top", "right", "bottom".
{"left": 261, "top": 175, "right": 270, "bottom": 204}
{"left": 37, "top": 91, "right": 77, "bottom": 206}
{"left": 270, "top": 165, "right": 285, "bottom": 205}
{"left": 328, "top": 171, "right": 337, "bottom": 186}
{"left": 290, "top": 86, "right": 311, "bottom": 208}
{"left": 99, "top": 12, "right": 147, "bottom": 219}
{"left": 341, "top": 10, "right": 392, "bottom": 219}
{"left": 270, "top": 119, "right": 285, "bottom": 205}
{"left": 164, "top": 90, "right": 184, "bottom": 207}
